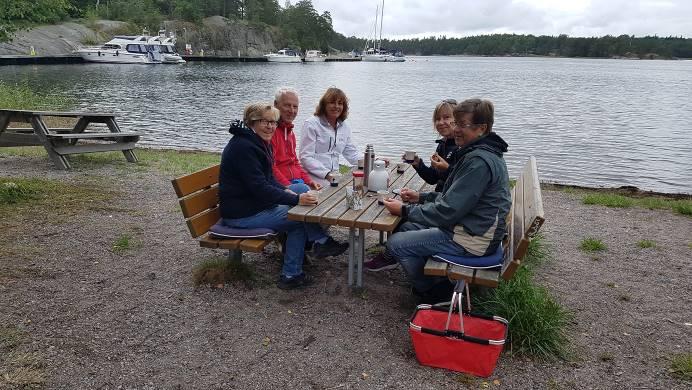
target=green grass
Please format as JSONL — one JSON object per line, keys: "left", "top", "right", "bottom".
{"left": 192, "top": 257, "right": 256, "bottom": 288}
{"left": 112, "top": 234, "right": 136, "bottom": 253}
{"left": 0, "top": 81, "right": 74, "bottom": 110}
{"left": 473, "top": 236, "right": 571, "bottom": 360}
{"left": 580, "top": 238, "right": 606, "bottom": 252}
{"left": 0, "top": 325, "right": 45, "bottom": 388}
{"left": 583, "top": 193, "right": 634, "bottom": 208}
{"left": 0, "top": 180, "right": 41, "bottom": 205}
{"left": 670, "top": 353, "right": 692, "bottom": 381}
{"left": 637, "top": 240, "right": 656, "bottom": 249}
{"left": 582, "top": 192, "right": 692, "bottom": 217}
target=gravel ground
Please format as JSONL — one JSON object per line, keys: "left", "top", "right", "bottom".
{"left": 1, "top": 154, "right": 691, "bottom": 389}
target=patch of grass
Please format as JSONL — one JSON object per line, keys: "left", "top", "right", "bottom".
{"left": 0, "top": 325, "right": 45, "bottom": 388}
{"left": 670, "top": 353, "right": 692, "bottom": 381}
{"left": 0, "top": 181, "right": 41, "bottom": 205}
{"left": 0, "top": 326, "right": 24, "bottom": 351}
{"left": 136, "top": 149, "right": 221, "bottom": 176}
{"left": 580, "top": 238, "right": 606, "bottom": 252}
{"left": 581, "top": 191, "right": 692, "bottom": 217}
{"left": 473, "top": 236, "right": 571, "bottom": 360}
{"left": 637, "top": 240, "right": 656, "bottom": 249}
{"left": 112, "top": 234, "right": 136, "bottom": 253}
{"left": 583, "top": 193, "right": 633, "bottom": 208}
{"left": 598, "top": 352, "right": 614, "bottom": 362}
{"left": 339, "top": 164, "right": 352, "bottom": 174}
{"left": 0, "top": 81, "right": 74, "bottom": 110}
{"left": 192, "top": 257, "right": 256, "bottom": 288}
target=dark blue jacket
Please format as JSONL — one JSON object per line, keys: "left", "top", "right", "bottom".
{"left": 219, "top": 122, "right": 299, "bottom": 219}
{"left": 412, "top": 137, "right": 459, "bottom": 192}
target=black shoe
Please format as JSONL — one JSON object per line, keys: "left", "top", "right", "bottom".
{"left": 277, "top": 273, "right": 314, "bottom": 290}
{"left": 305, "top": 240, "right": 314, "bottom": 251}
{"left": 311, "top": 237, "right": 349, "bottom": 259}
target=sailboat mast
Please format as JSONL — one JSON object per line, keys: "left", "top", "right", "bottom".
{"left": 378, "top": 0, "right": 384, "bottom": 52}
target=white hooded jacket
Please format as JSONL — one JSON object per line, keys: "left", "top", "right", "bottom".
{"left": 299, "top": 116, "right": 360, "bottom": 184}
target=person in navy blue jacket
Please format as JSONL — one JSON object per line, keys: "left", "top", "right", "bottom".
{"left": 409, "top": 99, "right": 460, "bottom": 192}
{"left": 219, "top": 103, "right": 348, "bottom": 289}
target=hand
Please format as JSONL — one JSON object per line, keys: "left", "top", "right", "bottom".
{"left": 383, "top": 198, "right": 403, "bottom": 216}
{"left": 309, "top": 182, "right": 322, "bottom": 190}
{"left": 430, "top": 153, "right": 449, "bottom": 172}
{"left": 298, "top": 192, "right": 318, "bottom": 206}
{"left": 284, "top": 188, "right": 297, "bottom": 195}
{"left": 399, "top": 188, "right": 419, "bottom": 203}
{"left": 401, "top": 153, "right": 420, "bottom": 167}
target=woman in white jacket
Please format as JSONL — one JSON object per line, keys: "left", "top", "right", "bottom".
{"left": 299, "top": 87, "right": 361, "bottom": 186}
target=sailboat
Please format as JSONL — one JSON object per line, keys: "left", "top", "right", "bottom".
{"left": 362, "top": 0, "right": 406, "bottom": 62}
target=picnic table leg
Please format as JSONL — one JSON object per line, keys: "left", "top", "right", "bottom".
{"left": 31, "top": 116, "right": 70, "bottom": 170}
{"left": 228, "top": 249, "right": 242, "bottom": 263}
{"left": 0, "top": 112, "right": 10, "bottom": 138}
{"left": 379, "top": 231, "right": 384, "bottom": 245}
{"left": 348, "top": 228, "right": 356, "bottom": 286}
{"left": 357, "top": 228, "right": 365, "bottom": 287}
{"left": 105, "top": 117, "right": 138, "bottom": 163}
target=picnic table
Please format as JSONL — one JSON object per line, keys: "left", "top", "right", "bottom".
{"left": 0, "top": 109, "right": 143, "bottom": 169}
{"left": 288, "top": 163, "right": 433, "bottom": 288}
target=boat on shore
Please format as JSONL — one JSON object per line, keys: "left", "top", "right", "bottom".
{"left": 304, "top": 50, "right": 326, "bottom": 62}
{"left": 264, "top": 48, "right": 301, "bottom": 63}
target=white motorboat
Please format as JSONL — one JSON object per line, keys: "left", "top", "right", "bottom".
{"left": 77, "top": 36, "right": 161, "bottom": 64}
{"left": 362, "top": 1, "right": 406, "bottom": 63}
{"left": 304, "top": 50, "right": 326, "bottom": 62}
{"left": 147, "top": 32, "right": 186, "bottom": 64}
{"left": 264, "top": 48, "right": 302, "bottom": 63}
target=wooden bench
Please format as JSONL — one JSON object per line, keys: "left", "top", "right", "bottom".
{"left": 423, "top": 156, "right": 545, "bottom": 288}
{"left": 171, "top": 164, "right": 275, "bottom": 261}
{"left": 0, "top": 109, "right": 143, "bottom": 169}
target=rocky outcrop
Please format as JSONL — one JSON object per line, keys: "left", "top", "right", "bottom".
{"left": 0, "top": 17, "right": 280, "bottom": 57}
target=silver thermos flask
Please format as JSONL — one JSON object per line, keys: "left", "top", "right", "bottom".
{"left": 363, "top": 144, "right": 374, "bottom": 189}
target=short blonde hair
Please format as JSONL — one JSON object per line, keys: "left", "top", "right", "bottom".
{"left": 314, "top": 87, "right": 349, "bottom": 122}
{"left": 244, "top": 103, "right": 279, "bottom": 126}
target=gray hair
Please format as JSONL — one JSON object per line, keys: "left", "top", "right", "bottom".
{"left": 274, "top": 87, "right": 299, "bottom": 104}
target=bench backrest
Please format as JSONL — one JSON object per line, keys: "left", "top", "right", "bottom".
{"left": 500, "top": 156, "right": 545, "bottom": 280}
{"left": 171, "top": 164, "right": 221, "bottom": 238}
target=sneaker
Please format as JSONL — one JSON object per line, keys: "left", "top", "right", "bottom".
{"left": 277, "top": 273, "right": 313, "bottom": 290}
{"left": 312, "top": 237, "right": 348, "bottom": 259}
{"left": 364, "top": 252, "right": 398, "bottom": 272}
{"left": 304, "top": 240, "right": 314, "bottom": 251}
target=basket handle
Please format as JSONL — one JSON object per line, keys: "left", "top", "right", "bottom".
{"left": 444, "top": 280, "right": 470, "bottom": 334}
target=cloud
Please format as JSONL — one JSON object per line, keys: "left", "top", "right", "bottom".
{"left": 309, "top": 0, "right": 692, "bottom": 38}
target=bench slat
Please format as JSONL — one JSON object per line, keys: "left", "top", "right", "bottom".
{"left": 46, "top": 132, "right": 143, "bottom": 139}
{"left": 171, "top": 164, "right": 220, "bottom": 198}
{"left": 52, "top": 141, "right": 137, "bottom": 155}
{"left": 424, "top": 259, "right": 449, "bottom": 276}
{"left": 186, "top": 207, "right": 221, "bottom": 238}
{"left": 239, "top": 238, "right": 273, "bottom": 252}
{"left": 179, "top": 186, "right": 219, "bottom": 219}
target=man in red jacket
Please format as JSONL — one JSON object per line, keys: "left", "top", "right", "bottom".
{"left": 271, "top": 88, "right": 321, "bottom": 190}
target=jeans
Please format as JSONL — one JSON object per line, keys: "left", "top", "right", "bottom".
{"left": 387, "top": 222, "right": 471, "bottom": 292}
{"left": 222, "top": 183, "right": 325, "bottom": 278}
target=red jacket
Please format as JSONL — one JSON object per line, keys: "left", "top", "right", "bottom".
{"left": 270, "top": 121, "right": 313, "bottom": 186}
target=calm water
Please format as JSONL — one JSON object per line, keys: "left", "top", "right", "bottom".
{"left": 1, "top": 57, "right": 691, "bottom": 193}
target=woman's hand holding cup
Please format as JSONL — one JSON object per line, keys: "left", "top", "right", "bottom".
{"left": 299, "top": 192, "right": 318, "bottom": 206}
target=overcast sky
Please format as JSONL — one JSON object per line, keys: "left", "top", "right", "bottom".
{"left": 309, "top": 0, "right": 692, "bottom": 39}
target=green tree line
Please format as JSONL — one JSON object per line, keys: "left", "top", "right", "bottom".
{"left": 0, "top": 0, "right": 336, "bottom": 51}
{"left": 334, "top": 33, "right": 692, "bottom": 59}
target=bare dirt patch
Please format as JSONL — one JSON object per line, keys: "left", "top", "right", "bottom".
{"left": 1, "top": 154, "right": 691, "bottom": 389}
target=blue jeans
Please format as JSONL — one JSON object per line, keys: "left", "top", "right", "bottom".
{"left": 223, "top": 203, "right": 327, "bottom": 278}
{"left": 387, "top": 222, "right": 471, "bottom": 292}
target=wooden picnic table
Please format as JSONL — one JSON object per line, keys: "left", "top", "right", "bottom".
{"left": 0, "top": 109, "right": 143, "bottom": 169}
{"left": 288, "top": 163, "right": 433, "bottom": 287}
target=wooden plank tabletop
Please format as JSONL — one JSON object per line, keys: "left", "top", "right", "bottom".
{"left": 288, "top": 163, "right": 431, "bottom": 232}
{"left": 0, "top": 109, "right": 115, "bottom": 118}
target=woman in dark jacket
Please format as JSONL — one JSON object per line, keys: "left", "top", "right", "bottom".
{"left": 410, "top": 99, "right": 460, "bottom": 192}
{"left": 219, "top": 103, "right": 347, "bottom": 290}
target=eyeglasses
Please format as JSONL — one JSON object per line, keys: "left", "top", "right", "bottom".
{"left": 258, "top": 119, "right": 278, "bottom": 127}
{"left": 442, "top": 99, "right": 457, "bottom": 105}
{"left": 455, "top": 123, "right": 478, "bottom": 129}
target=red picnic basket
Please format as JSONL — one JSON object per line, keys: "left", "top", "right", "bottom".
{"left": 408, "top": 298, "right": 509, "bottom": 377}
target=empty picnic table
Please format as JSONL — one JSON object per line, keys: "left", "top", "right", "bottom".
{"left": 287, "top": 163, "right": 433, "bottom": 288}
{"left": 0, "top": 109, "right": 143, "bottom": 169}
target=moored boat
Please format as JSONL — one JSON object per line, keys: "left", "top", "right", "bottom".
{"left": 304, "top": 50, "right": 326, "bottom": 62}
{"left": 264, "top": 48, "right": 301, "bottom": 63}
{"left": 76, "top": 36, "right": 161, "bottom": 64}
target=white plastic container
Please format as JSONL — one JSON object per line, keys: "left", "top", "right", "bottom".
{"left": 368, "top": 160, "right": 389, "bottom": 192}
